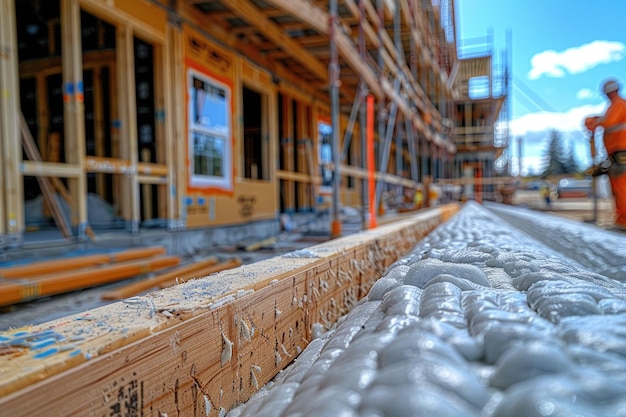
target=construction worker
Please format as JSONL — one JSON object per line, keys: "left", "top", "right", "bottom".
{"left": 413, "top": 186, "right": 424, "bottom": 209}
{"left": 585, "top": 78, "right": 626, "bottom": 229}
{"left": 540, "top": 183, "right": 552, "bottom": 206}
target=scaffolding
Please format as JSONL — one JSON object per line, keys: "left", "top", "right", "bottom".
{"left": 0, "top": 0, "right": 507, "bottom": 247}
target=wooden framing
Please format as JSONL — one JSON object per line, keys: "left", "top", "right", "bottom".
{"left": 166, "top": 22, "right": 186, "bottom": 229}
{"left": 61, "top": 0, "right": 88, "bottom": 238}
{"left": 219, "top": 0, "right": 328, "bottom": 82}
{"left": 20, "top": 113, "right": 72, "bottom": 238}
{"left": 117, "top": 23, "right": 140, "bottom": 232}
{"left": 0, "top": 205, "right": 459, "bottom": 416}
{"left": 3, "top": 0, "right": 506, "bottom": 243}
{"left": 0, "top": 0, "right": 22, "bottom": 246}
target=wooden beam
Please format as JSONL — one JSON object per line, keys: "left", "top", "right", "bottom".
{"left": 0, "top": 206, "right": 458, "bottom": 415}
{"left": 84, "top": 156, "right": 168, "bottom": 176}
{"left": 137, "top": 175, "right": 168, "bottom": 185}
{"left": 166, "top": 23, "right": 185, "bottom": 227}
{"left": 61, "top": 0, "right": 89, "bottom": 237}
{"left": 19, "top": 114, "right": 72, "bottom": 239}
{"left": 178, "top": 2, "right": 331, "bottom": 104}
{"left": 79, "top": 0, "right": 166, "bottom": 44}
{"left": 0, "top": 247, "right": 167, "bottom": 279}
{"left": 276, "top": 169, "right": 321, "bottom": 184}
{"left": 218, "top": 0, "right": 328, "bottom": 82}
{"left": 0, "top": 255, "right": 180, "bottom": 307}
{"left": 0, "top": 0, "right": 22, "bottom": 242}
{"left": 19, "top": 50, "right": 116, "bottom": 79}
{"left": 116, "top": 24, "right": 141, "bottom": 231}
{"left": 92, "top": 67, "right": 107, "bottom": 198}
{"left": 265, "top": 0, "right": 382, "bottom": 98}
{"left": 20, "top": 161, "right": 82, "bottom": 178}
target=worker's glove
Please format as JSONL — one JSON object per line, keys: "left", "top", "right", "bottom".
{"left": 585, "top": 117, "right": 599, "bottom": 131}
{"left": 587, "top": 159, "right": 611, "bottom": 177}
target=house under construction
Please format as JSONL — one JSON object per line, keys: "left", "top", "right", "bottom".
{"left": 0, "top": 0, "right": 508, "bottom": 248}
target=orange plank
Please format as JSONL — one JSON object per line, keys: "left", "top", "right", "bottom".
{"left": 0, "top": 255, "right": 180, "bottom": 307}
{"left": 0, "top": 247, "right": 166, "bottom": 279}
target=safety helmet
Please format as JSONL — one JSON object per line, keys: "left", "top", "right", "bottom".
{"left": 603, "top": 79, "right": 620, "bottom": 94}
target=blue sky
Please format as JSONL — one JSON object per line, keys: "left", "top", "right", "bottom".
{"left": 455, "top": 0, "right": 626, "bottom": 176}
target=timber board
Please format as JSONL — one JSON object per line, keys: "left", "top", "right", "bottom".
{"left": 0, "top": 205, "right": 458, "bottom": 416}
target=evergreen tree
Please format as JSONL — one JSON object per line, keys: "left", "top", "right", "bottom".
{"left": 540, "top": 130, "right": 579, "bottom": 176}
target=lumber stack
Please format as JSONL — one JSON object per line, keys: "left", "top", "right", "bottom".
{"left": 0, "top": 246, "right": 179, "bottom": 306}
{"left": 0, "top": 205, "right": 458, "bottom": 417}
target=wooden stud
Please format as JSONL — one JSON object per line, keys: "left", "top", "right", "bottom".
{"left": 0, "top": 1, "right": 7, "bottom": 242}
{"left": 153, "top": 37, "right": 168, "bottom": 220}
{"left": 61, "top": 0, "right": 89, "bottom": 238}
{"left": 166, "top": 22, "right": 185, "bottom": 228}
{"left": 296, "top": 101, "right": 308, "bottom": 209}
{"left": 92, "top": 66, "right": 107, "bottom": 199}
{"left": 116, "top": 24, "right": 140, "bottom": 232}
{"left": 19, "top": 113, "right": 72, "bottom": 238}
{"left": 0, "top": 0, "right": 23, "bottom": 243}
{"left": 141, "top": 149, "right": 153, "bottom": 220}
{"left": 266, "top": 76, "right": 280, "bottom": 215}
{"left": 36, "top": 76, "right": 50, "bottom": 162}
{"left": 281, "top": 93, "right": 296, "bottom": 212}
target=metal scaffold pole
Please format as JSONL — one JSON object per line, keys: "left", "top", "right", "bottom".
{"left": 329, "top": 0, "right": 342, "bottom": 237}
{"left": 358, "top": 0, "right": 368, "bottom": 230}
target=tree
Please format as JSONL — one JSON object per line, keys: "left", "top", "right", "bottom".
{"left": 540, "top": 130, "right": 580, "bottom": 176}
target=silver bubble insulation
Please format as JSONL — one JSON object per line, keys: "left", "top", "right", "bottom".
{"left": 227, "top": 201, "right": 626, "bottom": 417}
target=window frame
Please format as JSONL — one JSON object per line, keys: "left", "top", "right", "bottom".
{"left": 187, "top": 68, "right": 233, "bottom": 191}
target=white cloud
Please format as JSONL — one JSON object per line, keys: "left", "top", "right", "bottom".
{"left": 528, "top": 40, "right": 625, "bottom": 80}
{"left": 510, "top": 103, "right": 606, "bottom": 136}
{"left": 576, "top": 88, "right": 594, "bottom": 100}
{"left": 507, "top": 104, "right": 609, "bottom": 175}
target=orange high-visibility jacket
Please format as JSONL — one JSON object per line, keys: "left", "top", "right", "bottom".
{"left": 594, "top": 96, "right": 626, "bottom": 155}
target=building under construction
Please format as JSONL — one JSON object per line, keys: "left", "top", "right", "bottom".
{"left": 0, "top": 0, "right": 508, "bottom": 247}
{"left": 9, "top": 4, "right": 626, "bottom": 417}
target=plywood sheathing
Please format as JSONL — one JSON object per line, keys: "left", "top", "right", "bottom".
{"left": 0, "top": 205, "right": 458, "bottom": 416}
